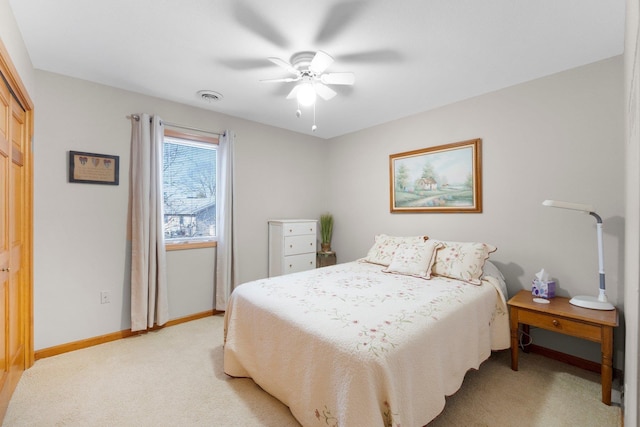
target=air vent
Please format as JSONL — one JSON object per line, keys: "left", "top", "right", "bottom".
{"left": 197, "top": 90, "right": 223, "bottom": 103}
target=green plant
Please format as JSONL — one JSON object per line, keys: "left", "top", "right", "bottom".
{"left": 320, "top": 213, "right": 333, "bottom": 244}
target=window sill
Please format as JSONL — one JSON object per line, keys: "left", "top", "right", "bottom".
{"left": 166, "top": 240, "right": 217, "bottom": 251}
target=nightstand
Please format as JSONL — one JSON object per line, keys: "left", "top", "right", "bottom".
{"left": 316, "top": 251, "right": 336, "bottom": 268}
{"left": 508, "top": 290, "right": 618, "bottom": 405}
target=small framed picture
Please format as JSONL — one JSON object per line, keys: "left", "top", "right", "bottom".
{"left": 69, "top": 151, "right": 119, "bottom": 185}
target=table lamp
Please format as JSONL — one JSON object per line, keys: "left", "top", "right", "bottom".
{"left": 542, "top": 200, "right": 615, "bottom": 310}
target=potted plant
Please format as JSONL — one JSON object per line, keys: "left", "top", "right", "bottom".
{"left": 320, "top": 213, "right": 334, "bottom": 253}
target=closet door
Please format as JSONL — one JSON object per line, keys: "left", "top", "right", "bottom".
{"left": 5, "top": 89, "right": 26, "bottom": 380}
{"left": 0, "top": 43, "right": 33, "bottom": 420}
{"left": 0, "top": 71, "right": 10, "bottom": 392}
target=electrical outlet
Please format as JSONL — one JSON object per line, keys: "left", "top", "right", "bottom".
{"left": 100, "top": 291, "right": 111, "bottom": 304}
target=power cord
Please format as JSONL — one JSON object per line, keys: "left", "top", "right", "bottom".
{"left": 518, "top": 327, "right": 533, "bottom": 350}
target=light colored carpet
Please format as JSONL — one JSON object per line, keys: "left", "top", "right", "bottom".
{"left": 3, "top": 315, "right": 621, "bottom": 426}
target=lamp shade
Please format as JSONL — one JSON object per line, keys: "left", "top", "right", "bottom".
{"left": 296, "top": 82, "right": 316, "bottom": 106}
{"left": 542, "top": 199, "right": 593, "bottom": 212}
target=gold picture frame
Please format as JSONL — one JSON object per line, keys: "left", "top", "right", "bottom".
{"left": 69, "top": 151, "right": 120, "bottom": 185}
{"left": 390, "top": 138, "right": 482, "bottom": 213}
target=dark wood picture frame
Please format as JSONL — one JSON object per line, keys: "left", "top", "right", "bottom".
{"left": 69, "top": 150, "right": 120, "bottom": 185}
{"left": 389, "top": 138, "right": 482, "bottom": 213}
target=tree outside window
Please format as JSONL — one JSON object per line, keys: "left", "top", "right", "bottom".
{"left": 162, "top": 134, "right": 217, "bottom": 241}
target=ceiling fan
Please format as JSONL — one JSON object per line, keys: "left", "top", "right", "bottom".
{"left": 261, "top": 50, "right": 355, "bottom": 106}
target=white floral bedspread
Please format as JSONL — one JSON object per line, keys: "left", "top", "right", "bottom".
{"left": 224, "top": 261, "right": 510, "bottom": 427}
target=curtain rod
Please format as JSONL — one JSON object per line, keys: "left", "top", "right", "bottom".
{"left": 127, "top": 114, "right": 222, "bottom": 137}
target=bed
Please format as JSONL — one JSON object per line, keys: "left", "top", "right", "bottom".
{"left": 224, "top": 236, "right": 510, "bottom": 427}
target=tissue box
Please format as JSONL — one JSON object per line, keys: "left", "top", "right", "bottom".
{"left": 532, "top": 280, "right": 556, "bottom": 299}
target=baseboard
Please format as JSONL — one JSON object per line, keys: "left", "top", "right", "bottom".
{"left": 34, "top": 310, "right": 223, "bottom": 361}
{"left": 528, "top": 344, "right": 623, "bottom": 379}
{"left": 34, "top": 316, "right": 620, "bottom": 378}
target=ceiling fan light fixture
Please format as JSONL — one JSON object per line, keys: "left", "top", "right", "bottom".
{"left": 296, "top": 82, "right": 316, "bottom": 106}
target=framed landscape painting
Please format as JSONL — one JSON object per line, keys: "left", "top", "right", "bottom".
{"left": 389, "top": 139, "right": 482, "bottom": 213}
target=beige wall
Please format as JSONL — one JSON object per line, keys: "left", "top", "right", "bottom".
{"left": 624, "top": 0, "right": 639, "bottom": 422}
{"left": 327, "top": 57, "right": 625, "bottom": 367}
{"left": 0, "top": 0, "right": 34, "bottom": 94}
{"left": 32, "top": 70, "right": 329, "bottom": 349}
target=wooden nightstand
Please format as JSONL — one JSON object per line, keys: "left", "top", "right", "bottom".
{"left": 508, "top": 290, "right": 618, "bottom": 405}
{"left": 316, "top": 251, "right": 336, "bottom": 268}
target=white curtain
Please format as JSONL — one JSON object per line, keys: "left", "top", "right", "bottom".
{"left": 215, "top": 130, "right": 237, "bottom": 310}
{"left": 130, "top": 113, "right": 169, "bottom": 331}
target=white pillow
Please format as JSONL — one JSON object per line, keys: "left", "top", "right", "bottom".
{"left": 363, "top": 234, "right": 428, "bottom": 266}
{"left": 482, "top": 260, "right": 505, "bottom": 281}
{"left": 383, "top": 240, "right": 443, "bottom": 278}
{"left": 431, "top": 240, "right": 497, "bottom": 285}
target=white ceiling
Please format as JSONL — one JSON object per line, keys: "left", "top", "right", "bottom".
{"left": 9, "top": 0, "right": 625, "bottom": 139}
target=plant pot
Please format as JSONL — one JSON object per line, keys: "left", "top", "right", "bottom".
{"left": 321, "top": 243, "right": 331, "bottom": 252}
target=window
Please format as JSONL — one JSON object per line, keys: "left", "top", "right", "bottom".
{"left": 162, "top": 129, "right": 217, "bottom": 247}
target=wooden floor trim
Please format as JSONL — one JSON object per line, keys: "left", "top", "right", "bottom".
{"left": 34, "top": 310, "right": 223, "bottom": 360}
{"left": 34, "top": 317, "right": 621, "bottom": 379}
{"left": 528, "top": 344, "right": 623, "bottom": 379}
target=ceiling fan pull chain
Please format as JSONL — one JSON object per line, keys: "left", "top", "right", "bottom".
{"left": 312, "top": 103, "right": 317, "bottom": 132}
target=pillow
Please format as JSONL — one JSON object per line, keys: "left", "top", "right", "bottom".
{"left": 431, "top": 240, "right": 497, "bottom": 285}
{"left": 481, "top": 260, "right": 508, "bottom": 303}
{"left": 482, "top": 260, "right": 505, "bottom": 282}
{"left": 363, "top": 234, "right": 429, "bottom": 266}
{"left": 383, "top": 240, "right": 443, "bottom": 279}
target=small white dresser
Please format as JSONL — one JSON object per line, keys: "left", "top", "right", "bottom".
{"left": 268, "top": 219, "right": 317, "bottom": 277}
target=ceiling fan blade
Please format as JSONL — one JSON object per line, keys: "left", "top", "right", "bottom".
{"left": 217, "top": 58, "right": 274, "bottom": 71}
{"left": 309, "top": 51, "right": 334, "bottom": 74}
{"left": 320, "top": 72, "right": 355, "bottom": 85}
{"left": 313, "top": 82, "right": 337, "bottom": 101}
{"left": 336, "top": 49, "right": 402, "bottom": 64}
{"left": 260, "top": 77, "right": 299, "bottom": 83}
{"left": 286, "top": 85, "right": 300, "bottom": 100}
{"left": 268, "top": 57, "right": 299, "bottom": 75}
{"left": 233, "top": 1, "right": 289, "bottom": 48}
{"left": 315, "top": 1, "right": 368, "bottom": 43}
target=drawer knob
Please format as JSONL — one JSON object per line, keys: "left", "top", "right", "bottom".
{"left": 552, "top": 319, "right": 559, "bottom": 327}
{"left": 289, "top": 264, "right": 292, "bottom": 268}
{"left": 290, "top": 245, "right": 293, "bottom": 248}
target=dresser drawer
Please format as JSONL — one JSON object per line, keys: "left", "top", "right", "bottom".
{"left": 283, "top": 221, "right": 316, "bottom": 236}
{"left": 518, "top": 309, "right": 601, "bottom": 342}
{"left": 283, "top": 253, "right": 316, "bottom": 274}
{"left": 284, "top": 234, "right": 316, "bottom": 256}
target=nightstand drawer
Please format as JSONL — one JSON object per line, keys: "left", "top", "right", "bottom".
{"left": 518, "top": 309, "right": 601, "bottom": 342}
